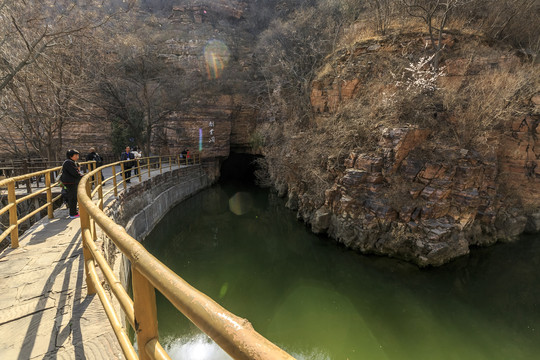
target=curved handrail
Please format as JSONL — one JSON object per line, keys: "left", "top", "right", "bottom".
{"left": 0, "top": 160, "right": 97, "bottom": 248}
{"left": 77, "top": 155, "right": 294, "bottom": 360}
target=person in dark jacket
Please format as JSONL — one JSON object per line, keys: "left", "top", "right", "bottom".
{"left": 120, "top": 146, "right": 135, "bottom": 183}
{"left": 85, "top": 147, "right": 103, "bottom": 183}
{"left": 85, "top": 147, "right": 103, "bottom": 167}
{"left": 61, "top": 149, "right": 83, "bottom": 219}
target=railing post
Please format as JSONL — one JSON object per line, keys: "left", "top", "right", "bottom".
{"left": 147, "top": 158, "right": 151, "bottom": 178}
{"left": 79, "top": 181, "right": 97, "bottom": 295}
{"left": 97, "top": 170, "right": 104, "bottom": 211}
{"left": 45, "top": 171, "right": 53, "bottom": 219}
{"left": 137, "top": 159, "right": 142, "bottom": 182}
{"left": 159, "top": 157, "right": 162, "bottom": 174}
{"left": 91, "top": 161, "right": 97, "bottom": 189}
{"left": 132, "top": 266, "right": 159, "bottom": 360}
{"left": 7, "top": 181, "right": 19, "bottom": 248}
{"left": 88, "top": 162, "right": 93, "bottom": 189}
{"left": 121, "top": 163, "right": 127, "bottom": 190}
{"left": 112, "top": 165, "right": 118, "bottom": 197}
{"left": 23, "top": 160, "right": 31, "bottom": 193}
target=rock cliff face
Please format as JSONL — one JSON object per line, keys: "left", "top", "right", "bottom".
{"left": 0, "top": 0, "right": 256, "bottom": 161}
{"left": 159, "top": 1, "right": 257, "bottom": 159}
{"left": 163, "top": 93, "right": 257, "bottom": 158}
{"left": 309, "top": 117, "right": 539, "bottom": 266}
{"left": 301, "top": 38, "right": 540, "bottom": 266}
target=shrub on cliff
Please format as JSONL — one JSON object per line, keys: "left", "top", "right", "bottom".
{"left": 441, "top": 63, "right": 539, "bottom": 151}
{"left": 253, "top": 0, "right": 539, "bottom": 211}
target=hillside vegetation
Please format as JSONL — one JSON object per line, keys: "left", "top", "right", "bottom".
{"left": 251, "top": 0, "right": 540, "bottom": 265}
{"left": 0, "top": 1, "right": 538, "bottom": 264}
{"left": 0, "top": 0, "right": 537, "bottom": 160}
{"left": 253, "top": 0, "right": 539, "bottom": 205}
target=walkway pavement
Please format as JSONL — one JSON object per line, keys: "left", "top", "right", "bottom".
{"left": 0, "top": 164, "right": 181, "bottom": 359}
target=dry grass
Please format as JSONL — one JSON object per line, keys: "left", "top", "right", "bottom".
{"left": 441, "top": 63, "right": 539, "bottom": 149}
{"left": 255, "top": 3, "right": 539, "bottom": 207}
{"left": 259, "top": 54, "right": 537, "bottom": 206}
{"left": 339, "top": 15, "right": 426, "bottom": 48}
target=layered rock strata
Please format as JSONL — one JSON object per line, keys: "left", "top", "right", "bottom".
{"left": 297, "top": 37, "right": 540, "bottom": 266}
{"left": 308, "top": 118, "right": 539, "bottom": 266}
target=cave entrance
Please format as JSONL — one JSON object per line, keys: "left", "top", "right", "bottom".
{"left": 219, "top": 152, "right": 261, "bottom": 186}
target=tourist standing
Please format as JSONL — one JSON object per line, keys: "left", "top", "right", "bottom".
{"left": 61, "top": 149, "right": 83, "bottom": 219}
{"left": 86, "top": 147, "right": 103, "bottom": 167}
{"left": 132, "top": 147, "right": 142, "bottom": 175}
{"left": 85, "top": 147, "right": 104, "bottom": 182}
{"left": 180, "top": 148, "right": 188, "bottom": 165}
{"left": 120, "top": 146, "right": 135, "bottom": 183}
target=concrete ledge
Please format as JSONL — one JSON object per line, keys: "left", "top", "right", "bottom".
{"left": 101, "top": 163, "right": 217, "bottom": 323}
{"left": 112, "top": 164, "right": 214, "bottom": 241}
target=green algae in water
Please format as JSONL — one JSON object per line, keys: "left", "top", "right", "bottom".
{"left": 143, "top": 184, "right": 540, "bottom": 360}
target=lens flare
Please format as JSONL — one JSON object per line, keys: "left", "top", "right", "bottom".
{"left": 228, "top": 192, "right": 253, "bottom": 216}
{"left": 204, "top": 40, "right": 230, "bottom": 79}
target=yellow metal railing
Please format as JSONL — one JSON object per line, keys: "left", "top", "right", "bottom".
{"left": 0, "top": 160, "right": 97, "bottom": 248}
{"left": 78, "top": 155, "right": 294, "bottom": 360}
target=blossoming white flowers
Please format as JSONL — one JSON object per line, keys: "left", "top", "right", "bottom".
{"left": 396, "top": 54, "right": 445, "bottom": 93}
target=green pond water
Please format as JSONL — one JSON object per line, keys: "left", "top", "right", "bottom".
{"left": 142, "top": 184, "right": 540, "bottom": 360}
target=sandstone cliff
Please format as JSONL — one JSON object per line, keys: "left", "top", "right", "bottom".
{"left": 0, "top": 0, "right": 256, "bottom": 161}
{"left": 159, "top": 0, "right": 257, "bottom": 159}
{"left": 279, "top": 34, "right": 540, "bottom": 266}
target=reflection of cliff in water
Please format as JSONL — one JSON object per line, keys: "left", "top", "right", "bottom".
{"left": 437, "top": 236, "right": 540, "bottom": 332}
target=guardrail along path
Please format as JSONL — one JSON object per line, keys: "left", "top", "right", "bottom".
{"left": 0, "top": 164, "right": 179, "bottom": 359}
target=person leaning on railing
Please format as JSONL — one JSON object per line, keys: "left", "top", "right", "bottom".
{"left": 131, "top": 147, "right": 142, "bottom": 175}
{"left": 86, "top": 147, "right": 104, "bottom": 183}
{"left": 61, "top": 149, "right": 83, "bottom": 219}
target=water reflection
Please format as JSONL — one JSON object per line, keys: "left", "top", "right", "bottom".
{"left": 228, "top": 192, "right": 253, "bottom": 215}
{"left": 164, "top": 334, "right": 230, "bottom": 360}
{"left": 162, "top": 334, "right": 334, "bottom": 360}
{"left": 144, "top": 184, "right": 540, "bottom": 360}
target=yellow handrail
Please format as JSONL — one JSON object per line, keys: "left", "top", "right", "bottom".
{"left": 78, "top": 155, "right": 294, "bottom": 360}
{"left": 0, "top": 160, "right": 96, "bottom": 249}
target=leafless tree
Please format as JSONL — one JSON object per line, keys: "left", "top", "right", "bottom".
{"left": 368, "top": 0, "right": 397, "bottom": 35}
{"left": 98, "top": 44, "right": 190, "bottom": 156}
{"left": 0, "top": 1, "right": 119, "bottom": 93}
{"left": 478, "top": 0, "right": 540, "bottom": 60}
{"left": 254, "top": 4, "right": 347, "bottom": 127}
{"left": 0, "top": 0, "right": 130, "bottom": 159}
{"left": 400, "top": 0, "right": 471, "bottom": 67}
{"left": 0, "top": 43, "right": 90, "bottom": 159}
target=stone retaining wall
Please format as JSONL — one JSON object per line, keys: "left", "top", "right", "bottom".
{"left": 120, "top": 166, "right": 212, "bottom": 239}
{"left": 101, "top": 162, "right": 219, "bottom": 318}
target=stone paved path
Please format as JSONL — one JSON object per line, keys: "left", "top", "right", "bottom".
{"left": 0, "top": 207, "right": 124, "bottom": 359}
{"left": 0, "top": 164, "right": 182, "bottom": 359}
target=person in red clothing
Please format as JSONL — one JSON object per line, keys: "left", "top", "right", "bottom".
{"left": 60, "top": 149, "right": 83, "bottom": 219}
